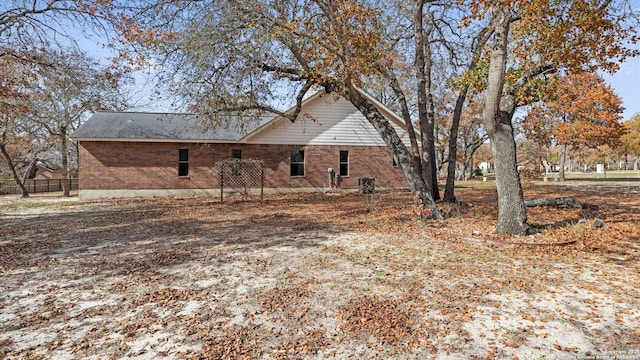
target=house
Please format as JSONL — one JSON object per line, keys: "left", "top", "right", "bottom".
{"left": 71, "top": 91, "right": 416, "bottom": 199}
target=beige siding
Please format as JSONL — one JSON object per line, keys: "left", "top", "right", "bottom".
{"left": 245, "top": 95, "right": 411, "bottom": 146}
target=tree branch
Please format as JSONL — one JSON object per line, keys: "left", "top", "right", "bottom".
{"left": 284, "top": 80, "right": 313, "bottom": 122}
{"left": 508, "top": 63, "right": 557, "bottom": 97}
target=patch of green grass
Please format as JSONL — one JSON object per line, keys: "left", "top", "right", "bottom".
{"left": 563, "top": 170, "right": 640, "bottom": 180}
{"left": 565, "top": 221, "right": 585, "bottom": 230}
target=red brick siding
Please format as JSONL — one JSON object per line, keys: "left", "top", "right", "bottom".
{"left": 78, "top": 141, "right": 408, "bottom": 190}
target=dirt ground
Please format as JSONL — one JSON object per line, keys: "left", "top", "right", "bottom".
{"left": 1, "top": 182, "right": 639, "bottom": 359}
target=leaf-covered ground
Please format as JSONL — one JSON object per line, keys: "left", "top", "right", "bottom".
{"left": 1, "top": 182, "right": 639, "bottom": 359}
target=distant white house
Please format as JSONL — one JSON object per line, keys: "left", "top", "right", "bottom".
{"left": 478, "top": 161, "right": 491, "bottom": 173}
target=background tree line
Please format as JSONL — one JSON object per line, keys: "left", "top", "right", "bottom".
{"left": 1, "top": 1, "right": 131, "bottom": 197}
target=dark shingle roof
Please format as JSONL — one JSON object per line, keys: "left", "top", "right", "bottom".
{"left": 71, "top": 111, "right": 266, "bottom": 142}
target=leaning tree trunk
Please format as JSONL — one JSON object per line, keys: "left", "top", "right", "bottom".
{"left": 443, "top": 24, "right": 490, "bottom": 201}
{"left": 559, "top": 144, "right": 567, "bottom": 182}
{"left": 384, "top": 68, "right": 423, "bottom": 181}
{"left": 60, "top": 129, "right": 70, "bottom": 197}
{"left": 443, "top": 87, "right": 468, "bottom": 202}
{"left": 482, "top": 7, "right": 530, "bottom": 235}
{"left": 22, "top": 158, "right": 39, "bottom": 185}
{"left": 0, "top": 143, "right": 29, "bottom": 198}
{"left": 343, "top": 83, "right": 443, "bottom": 220}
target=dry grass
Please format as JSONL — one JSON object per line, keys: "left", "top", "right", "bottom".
{"left": 1, "top": 182, "right": 639, "bottom": 359}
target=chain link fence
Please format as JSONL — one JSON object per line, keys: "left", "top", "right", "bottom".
{"left": 215, "top": 159, "right": 265, "bottom": 202}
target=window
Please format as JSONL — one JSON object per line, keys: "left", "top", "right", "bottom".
{"left": 178, "top": 149, "right": 189, "bottom": 177}
{"left": 339, "top": 150, "right": 349, "bottom": 176}
{"left": 231, "top": 149, "right": 242, "bottom": 176}
{"left": 290, "top": 150, "right": 305, "bottom": 176}
{"left": 392, "top": 155, "right": 398, "bottom": 167}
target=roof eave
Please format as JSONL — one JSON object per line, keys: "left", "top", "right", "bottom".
{"left": 72, "top": 137, "right": 241, "bottom": 144}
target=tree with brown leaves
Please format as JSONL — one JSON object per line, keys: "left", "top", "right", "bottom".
{"left": 472, "top": 0, "right": 637, "bottom": 234}
{"left": 552, "top": 73, "right": 626, "bottom": 181}
{"left": 115, "top": 0, "right": 638, "bottom": 232}
{"left": 617, "top": 114, "right": 640, "bottom": 170}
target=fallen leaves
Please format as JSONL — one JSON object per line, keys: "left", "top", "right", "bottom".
{"left": 0, "top": 184, "right": 639, "bottom": 358}
{"left": 337, "top": 295, "right": 420, "bottom": 349}
{"left": 198, "top": 326, "right": 261, "bottom": 360}
{"left": 271, "top": 329, "right": 328, "bottom": 360}
{"left": 257, "top": 280, "right": 315, "bottom": 313}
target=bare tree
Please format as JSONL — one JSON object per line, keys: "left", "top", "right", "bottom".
{"left": 442, "top": 23, "right": 492, "bottom": 203}
{"left": 0, "top": 0, "right": 118, "bottom": 59}
{"left": 0, "top": 57, "right": 35, "bottom": 197}
{"left": 0, "top": 1, "right": 125, "bottom": 197}
{"left": 28, "top": 48, "right": 129, "bottom": 196}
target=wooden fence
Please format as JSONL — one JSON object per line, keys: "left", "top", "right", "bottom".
{"left": 0, "top": 178, "right": 79, "bottom": 195}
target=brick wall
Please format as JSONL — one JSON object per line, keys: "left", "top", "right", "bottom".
{"left": 78, "top": 141, "right": 408, "bottom": 191}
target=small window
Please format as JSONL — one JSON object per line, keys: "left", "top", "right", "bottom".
{"left": 232, "top": 149, "right": 242, "bottom": 159}
{"left": 392, "top": 155, "right": 398, "bottom": 167}
{"left": 178, "top": 149, "right": 189, "bottom": 177}
{"left": 339, "top": 150, "right": 349, "bottom": 176}
{"left": 290, "top": 150, "right": 305, "bottom": 176}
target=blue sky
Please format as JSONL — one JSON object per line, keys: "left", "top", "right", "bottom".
{"left": 602, "top": 56, "right": 640, "bottom": 120}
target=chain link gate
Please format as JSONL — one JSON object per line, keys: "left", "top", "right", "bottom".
{"left": 216, "top": 159, "right": 266, "bottom": 202}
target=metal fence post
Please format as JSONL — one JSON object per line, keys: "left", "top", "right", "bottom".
{"left": 260, "top": 165, "right": 265, "bottom": 203}
{"left": 220, "top": 162, "right": 224, "bottom": 203}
